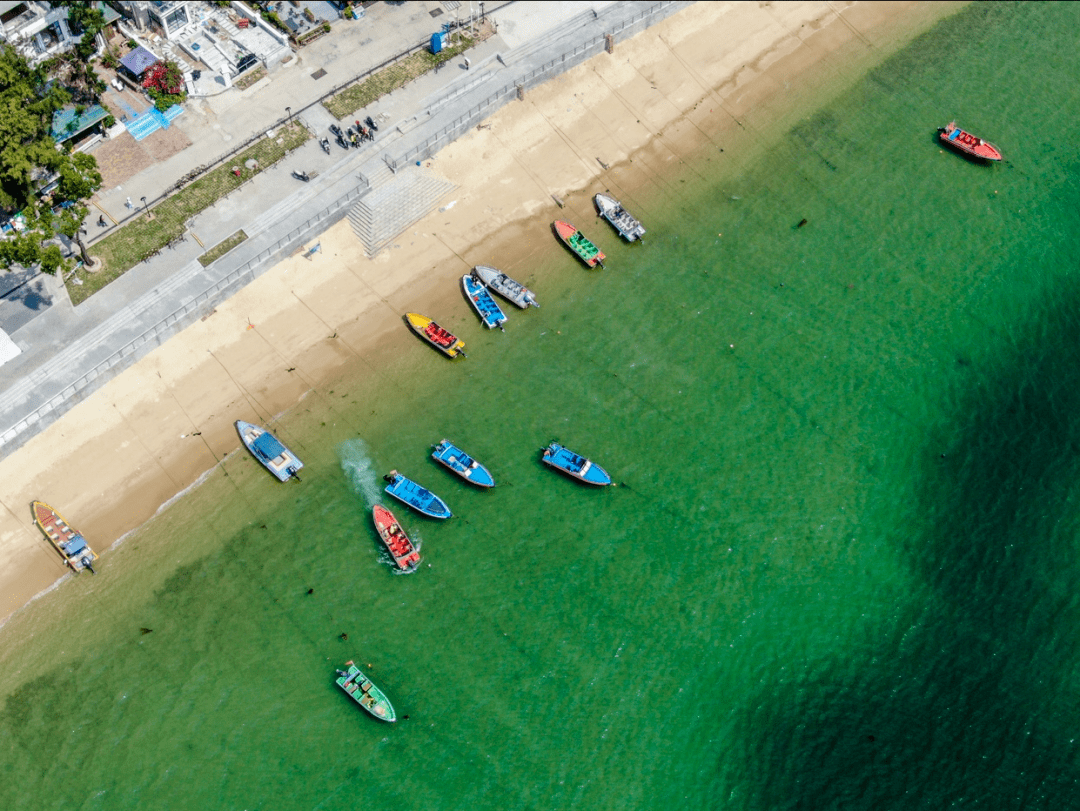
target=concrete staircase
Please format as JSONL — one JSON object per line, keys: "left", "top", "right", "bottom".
{"left": 348, "top": 165, "right": 456, "bottom": 257}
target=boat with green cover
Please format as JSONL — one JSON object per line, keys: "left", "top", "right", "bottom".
{"left": 335, "top": 661, "right": 396, "bottom": 722}
{"left": 553, "top": 220, "right": 605, "bottom": 268}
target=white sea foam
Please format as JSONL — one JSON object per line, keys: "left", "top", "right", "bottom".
{"left": 338, "top": 438, "right": 382, "bottom": 508}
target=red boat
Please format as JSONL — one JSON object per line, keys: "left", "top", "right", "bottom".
{"left": 553, "top": 220, "right": 605, "bottom": 268}
{"left": 939, "top": 121, "right": 1002, "bottom": 161}
{"left": 372, "top": 505, "right": 420, "bottom": 572}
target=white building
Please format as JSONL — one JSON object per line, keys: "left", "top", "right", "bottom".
{"left": 0, "top": 1, "right": 78, "bottom": 65}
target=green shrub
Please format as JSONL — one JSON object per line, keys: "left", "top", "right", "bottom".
{"left": 39, "top": 244, "right": 63, "bottom": 275}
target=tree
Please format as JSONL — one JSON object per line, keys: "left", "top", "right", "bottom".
{"left": 57, "top": 152, "right": 102, "bottom": 203}
{"left": 56, "top": 205, "right": 93, "bottom": 267}
{"left": 0, "top": 45, "right": 70, "bottom": 212}
{"left": 142, "top": 60, "right": 186, "bottom": 112}
{"left": 0, "top": 45, "right": 103, "bottom": 275}
{"left": 60, "top": 3, "right": 108, "bottom": 61}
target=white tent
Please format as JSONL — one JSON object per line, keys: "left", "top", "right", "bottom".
{"left": 0, "top": 328, "right": 22, "bottom": 367}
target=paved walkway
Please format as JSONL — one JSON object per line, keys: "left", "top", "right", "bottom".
{"left": 0, "top": 0, "right": 689, "bottom": 455}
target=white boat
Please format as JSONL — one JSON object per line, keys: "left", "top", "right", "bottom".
{"left": 472, "top": 266, "right": 539, "bottom": 309}
{"left": 594, "top": 193, "right": 645, "bottom": 242}
{"left": 235, "top": 420, "right": 303, "bottom": 482}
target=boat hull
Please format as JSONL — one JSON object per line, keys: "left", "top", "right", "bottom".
{"left": 462, "top": 274, "right": 507, "bottom": 329}
{"left": 939, "top": 121, "right": 1002, "bottom": 161}
{"left": 335, "top": 663, "right": 396, "bottom": 722}
{"left": 595, "top": 193, "right": 646, "bottom": 241}
{"left": 372, "top": 505, "right": 420, "bottom": 571}
{"left": 541, "top": 442, "right": 612, "bottom": 486}
{"left": 384, "top": 471, "right": 452, "bottom": 518}
{"left": 473, "top": 266, "right": 538, "bottom": 309}
{"left": 553, "top": 221, "right": 605, "bottom": 268}
{"left": 432, "top": 439, "right": 495, "bottom": 487}
{"left": 236, "top": 420, "right": 303, "bottom": 482}
{"left": 32, "top": 501, "right": 98, "bottom": 573}
{"left": 405, "top": 313, "right": 466, "bottom": 358}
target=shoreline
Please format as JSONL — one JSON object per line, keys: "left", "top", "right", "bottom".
{"left": 0, "top": 1, "right": 963, "bottom": 627}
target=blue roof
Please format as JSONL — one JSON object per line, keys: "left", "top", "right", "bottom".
{"left": 120, "top": 45, "right": 159, "bottom": 76}
{"left": 51, "top": 104, "right": 109, "bottom": 141}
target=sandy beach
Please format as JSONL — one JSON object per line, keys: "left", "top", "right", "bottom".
{"left": 0, "top": 1, "right": 961, "bottom": 624}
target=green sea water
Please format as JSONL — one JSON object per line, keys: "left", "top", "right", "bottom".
{"left": 6, "top": 4, "right": 1080, "bottom": 808}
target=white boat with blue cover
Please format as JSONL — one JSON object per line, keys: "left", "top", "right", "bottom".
{"left": 541, "top": 442, "right": 612, "bottom": 486}
{"left": 432, "top": 439, "right": 495, "bottom": 487}
{"left": 462, "top": 274, "right": 507, "bottom": 330}
{"left": 383, "top": 470, "right": 452, "bottom": 518}
{"left": 236, "top": 420, "right": 303, "bottom": 482}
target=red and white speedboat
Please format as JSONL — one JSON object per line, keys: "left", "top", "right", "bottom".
{"left": 939, "top": 121, "right": 1002, "bottom": 161}
{"left": 372, "top": 505, "right": 420, "bottom": 572}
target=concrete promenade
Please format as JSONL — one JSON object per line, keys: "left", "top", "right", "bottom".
{"left": 0, "top": 0, "right": 689, "bottom": 456}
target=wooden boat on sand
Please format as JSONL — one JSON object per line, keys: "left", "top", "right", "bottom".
{"left": 405, "top": 313, "right": 466, "bottom": 358}
{"left": 32, "top": 501, "right": 98, "bottom": 573}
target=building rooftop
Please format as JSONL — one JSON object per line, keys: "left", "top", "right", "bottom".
{"left": 51, "top": 103, "right": 110, "bottom": 142}
{"left": 120, "top": 44, "right": 159, "bottom": 76}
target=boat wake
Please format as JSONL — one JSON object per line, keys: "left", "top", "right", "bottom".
{"left": 338, "top": 438, "right": 383, "bottom": 507}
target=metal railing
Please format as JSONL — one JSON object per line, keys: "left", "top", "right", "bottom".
{"left": 391, "top": 1, "right": 679, "bottom": 171}
{"left": 0, "top": 179, "right": 368, "bottom": 451}
{"left": 1, "top": 0, "right": 682, "bottom": 452}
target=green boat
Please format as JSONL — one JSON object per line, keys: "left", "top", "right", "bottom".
{"left": 553, "top": 220, "right": 606, "bottom": 268}
{"left": 335, "top": 662, "right": 397, "bottom": 722}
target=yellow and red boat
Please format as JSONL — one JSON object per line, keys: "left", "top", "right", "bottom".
{"left": 405, "top": 313, "right": 466, "bottom": 358}
{"left": 32, "top": 501, "right": 98, "bottom": 573}
{"left": 372, "top": 505, "right": 420, "bottom": 572}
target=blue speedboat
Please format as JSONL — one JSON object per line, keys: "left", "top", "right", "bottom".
{"left": 236, "top": 420, "right": 303, "bottom": 482}
{"left": 541, "top": 442, "right": 612, "bottom": 486}
{"left": 383, "top": 470, "right": 452, "bottom": 518}
{"left": 462, "top": 273, "right": 507, "bottom": 330}
{"left": 432, "top": 439, "right": 495, "bottom": 487}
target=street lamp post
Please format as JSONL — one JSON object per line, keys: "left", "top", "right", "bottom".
{"left": 141, "top": 196, "right": 150, "bottom": 220}
{"left": 285, "top": 106, "right": 292, "bottom": 122}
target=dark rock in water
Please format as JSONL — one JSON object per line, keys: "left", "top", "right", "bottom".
{"left": 796, "top": 218, "right": 808, "bottom": 228}
{"left": 140, "top": 628, "right": 153, "bottom": 635}
{"left": 306, "top": 588, "right": 314, "bottom": 595}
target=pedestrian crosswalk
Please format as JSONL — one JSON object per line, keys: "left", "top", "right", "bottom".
{"left": 124, "top": 105, "right": 185, "bottom": 141}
